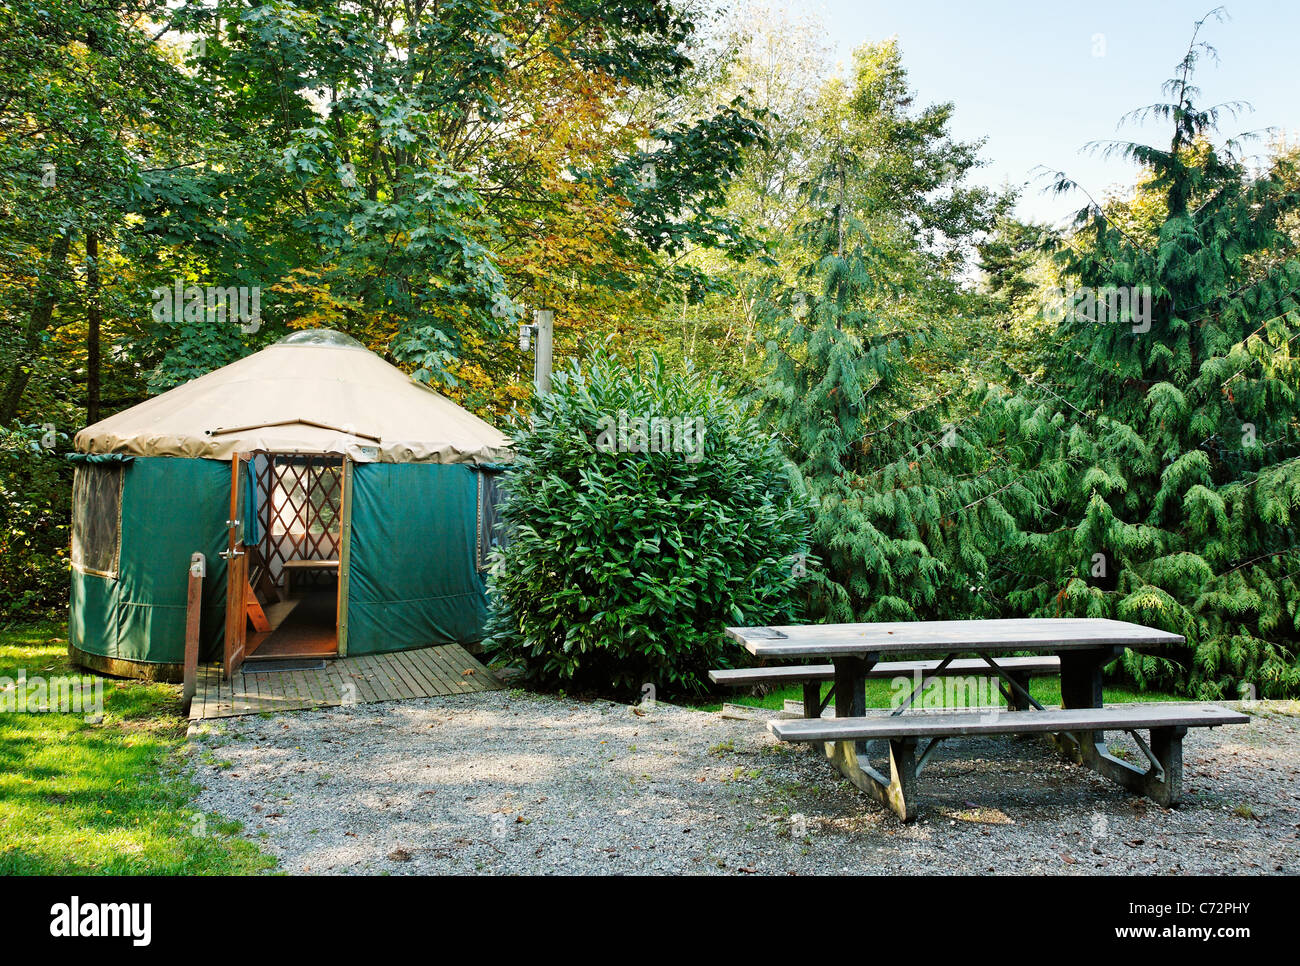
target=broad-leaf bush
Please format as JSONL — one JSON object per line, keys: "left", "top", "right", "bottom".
{"left": 484, "top": 353, "right": 810, "bottom": 698}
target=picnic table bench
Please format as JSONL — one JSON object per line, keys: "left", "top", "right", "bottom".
{"left": 720, "top": 618, "right": 1250, "bottom": 821}
{"left": 711, "top": 655, "right": 1061, "bottom": 713}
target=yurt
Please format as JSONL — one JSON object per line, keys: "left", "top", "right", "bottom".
{"left": 68, "top": 329, "right": 512, "bottom": 680}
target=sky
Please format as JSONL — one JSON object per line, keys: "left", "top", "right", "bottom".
{"left": 798, "top": 0, "right": 1298, "bottom": 226}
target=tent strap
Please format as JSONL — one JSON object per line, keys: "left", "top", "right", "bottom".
{"left": 205, "top": 418, "right": 382, "bottom": 443}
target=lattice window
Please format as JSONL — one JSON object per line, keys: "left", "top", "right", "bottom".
{"left": 253, "top": 455, "right": 344, "bottom": 584}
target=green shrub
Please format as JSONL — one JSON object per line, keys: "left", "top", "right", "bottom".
{"left": 0, "top": 424, "right": 71, "bottom": 622}
{"left": 484, "top": 353, "right": 810, "bottom": 699}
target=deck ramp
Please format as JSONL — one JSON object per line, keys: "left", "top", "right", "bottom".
{"left": 188, "top": 644, "right": 502, "bottom": 720}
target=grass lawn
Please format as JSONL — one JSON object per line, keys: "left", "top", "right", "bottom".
{"left": 692, "top": 673, "right": 1182, "bottom": 713}
{"left": 0, "top": 622, "right": 274, "bottom": 875}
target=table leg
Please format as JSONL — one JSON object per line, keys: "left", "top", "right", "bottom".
{"left": 828, "top": 734, "right": 919, "bottom": 822}
{"left": 1059, "top": 650, "right": 1104, "bottom": 712}
{"left": 801, "top": 681, "right": 822, "bottom": 719}
{"left": 821, "top": 653, "right": 921, "bottom": 821}
{"left": 785, "top": 653, "right": 925, "bottom": 821}
{"left": 832, "top": 655, "right": 867, "bottom": 750}
{"left": 832, "top": 656, "right": 867, "bottom": 718}
{"left": 1006, "top": 671, "right": 1033, "bottom": 711}
{"left": 1053, "top": 647, "right": 1176, "bottom": 804}
{"left": 1059, "top": 648, "right": 1114, "bottom": 749}
{"left": 1088, "top": 725, "right": 1186, "bottom": 805}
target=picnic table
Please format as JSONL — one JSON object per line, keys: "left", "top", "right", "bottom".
{"left": 719, "top": 618, "right": 1249, "bottom": 821}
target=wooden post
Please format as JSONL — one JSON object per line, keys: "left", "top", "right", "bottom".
{"left": 181, "top": 553, "right": 204, "bottom": 714}
{"left": 533, "top": 308, "right": 553, "bottom": 395}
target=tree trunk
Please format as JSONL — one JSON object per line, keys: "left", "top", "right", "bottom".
{"left": 85, "top": 230, "right": 102, "bottom": 424}
{"left": 0, "top": 230, "right": 72, "bottom": 424}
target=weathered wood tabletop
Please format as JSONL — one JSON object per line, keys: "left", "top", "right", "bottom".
{"left": 725, "top": 617, "right": 1184, "bottom": 657}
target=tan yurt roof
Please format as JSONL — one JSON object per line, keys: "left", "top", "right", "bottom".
{"left": 75, "top": 329, "right": 513, "bottom": 464}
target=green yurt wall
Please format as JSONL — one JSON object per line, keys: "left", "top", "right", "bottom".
{"left": 69, "top": 457, "right": 230, "bottom": 673}
{"left": 345, "top": 462, "right": 487, "bottom": 654}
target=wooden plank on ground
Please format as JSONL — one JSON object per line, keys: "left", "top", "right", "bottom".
{"left": 462, "top": 645, "right": 501, "bottom": 689}
{"left": 300, "top": 665, "right": 326, "bottom": 707}
{"left": 409, "top": 647, "right": 458, "bottom": 695}
{"left": 352, "top": 656, "right": 392, "bottom": 702}
{"left": 322, "top": 662, "right": 354, "bottom": 709}
{"left": 443, "top": 644, "right": 496, "bottom": 691}
{"left": 369, "top": 652, "right": 416, "bottom": 700}
{"left": 260, "top": 672, "right": 290, "bottom": 711}
{"left": 188, "top": 666, "right": 211, "bottom": 720}
{"left": 343, "top": 660, "right": 380, "bottom": 705}
{"left": 199, "top": 668, "right": 217, "bottom": 718}
{"left": 276, "top": 669, "right": 304, "bottom": 710}
{"left": 188, "top": 646, "right": 503, "bottom": 719}
{"left": 317, "top": 664, "right": 341, "bottom": 705}
{"left": 437, "top": 645, "right": 481, "bottom": 690}
{"left": 393, "top": 650, "right": 431, "bottom": 697}
{"left": 240, "top": 670, "right": 259, "bottom": 714}
{"left": 229, "top": 670, "right": 253, "bottom": 717}
{"left": 426, "top": 649, "right": 465, "bottom": 691}
{"left": 197, "top": 668, "right": 216, "bottom": 720}
{"left": 386, "top": 648, "right": 428, "bottom": 696}
{"left": 386, "top": 649, "right": 426, "bottom": 696}
{"left": 399, "top": 648, "right": 447, "bottom": 697}
{"left": 210, "top": 669, "right": 235, "bottom": 718}
{"left": 448, "top": 644, "right": 502, "bottom": 689}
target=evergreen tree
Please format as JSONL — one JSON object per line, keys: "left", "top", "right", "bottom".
{"left": 1004, "top": 13, "right": 1300, "bottom": 696}
{"left": 756, "top": 133, "right": 1025, "bottom": 624}
{"left": 758, "top": 16, "right": 1300, "bottom": 699}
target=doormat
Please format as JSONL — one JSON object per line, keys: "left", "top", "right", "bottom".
{"left": 243, "top": 659, "right": 328, "bottom": 674}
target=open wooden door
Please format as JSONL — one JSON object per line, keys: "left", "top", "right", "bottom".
{"left": 222, "top": 453, "right": 250, "bottom": 678}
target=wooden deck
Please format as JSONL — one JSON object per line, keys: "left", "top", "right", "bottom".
{"left": 188, "top": 643, "right": 502, "bottom": 720}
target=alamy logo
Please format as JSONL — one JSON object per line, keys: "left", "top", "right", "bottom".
{"left": 1, "top": 670, "right": 103, "bottom": 721}
{"left": 594, "top": 412, "right": 706, "bottom": 463}
{"left": 889, "top": 672, "right": 1004, "bottom": 719}
{"left": 1043, "top": 284, "right": 1155, "bottom": 333}
{"left": 49, "top": 897, "right": 151, "bottom": 946}
{"left": 151, "top": 278, "right": 262, "bottom": 334}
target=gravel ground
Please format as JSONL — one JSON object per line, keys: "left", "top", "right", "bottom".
{"left": 189, "top": 691, "right": 1300, "bottom": 875}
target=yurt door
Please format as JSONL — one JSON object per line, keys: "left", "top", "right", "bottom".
{"left": 222, "top": 454, "right": 250, "bottom": 677}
